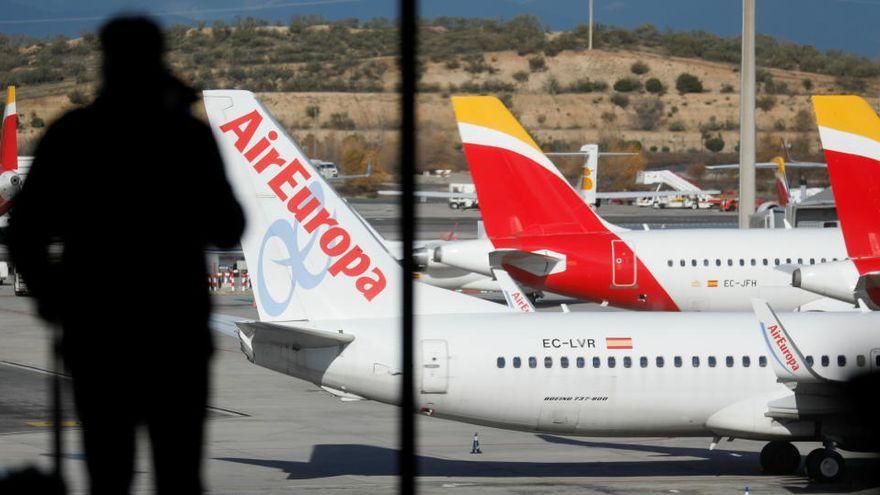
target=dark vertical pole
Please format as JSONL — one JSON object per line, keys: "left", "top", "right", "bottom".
{"left": 399, "top": 0, "right": 417, "bottom": 493}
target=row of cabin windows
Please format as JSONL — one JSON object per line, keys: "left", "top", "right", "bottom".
{"left": 497, "top": 355, "right": 768, "bottom": 369}
{"left": 496, "top": 354, "right": 880, "bottom": 369}
{"left": 666, "top": 257, "right": 840, "bottom": 268}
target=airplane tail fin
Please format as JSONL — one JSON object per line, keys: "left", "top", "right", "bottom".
{"left": 203, "top": 90, "right": 504, "bottom": 322}
{"left": 0, "top": 86, "right": 17, "bottom": 171}
{"left": 451, "top": 96, "right": 609, "bottom": 240}
{"left": 771, "top": 157, "right": 790, "bottom": 207}
{"left": 812, "top": 96, "right": 880, "bottom": 269}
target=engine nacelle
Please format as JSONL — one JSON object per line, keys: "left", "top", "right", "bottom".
{"left": 791, "top": 260, "right": 859, "bottom": 305}
{"left": 0, "top": 170, "right": 21, "bottom": 215}
{"left": 433, "top": 238, "right": 494, "bottom": 276}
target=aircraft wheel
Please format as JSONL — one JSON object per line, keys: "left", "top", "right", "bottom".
{"left": 760, "top": 441, "right": 800, "bottom": 475}
{"left": 691, "top": 202, "right": 698, "bottom": 209}
{"left": 806, "top": 449, "right": 845, "bottom": 483}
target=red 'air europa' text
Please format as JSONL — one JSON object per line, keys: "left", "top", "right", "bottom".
{"left": 768, "top": 324, "right": 799, "bottom": 371}
{"left": 220, "top": 110, "right": 386, "bottom": 301}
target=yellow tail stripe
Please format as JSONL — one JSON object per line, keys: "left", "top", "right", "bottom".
{"left": 451, "top": 96, "right": 542, "bottom": 154}
{"left": 812, "top": 95, "right": 880, "bottom": 144}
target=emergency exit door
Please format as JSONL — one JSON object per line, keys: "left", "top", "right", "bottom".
{"left": 421, "top": 340, "right": 449, "bottom": 393}
{"left": 611, "top": 240, "right": 637, "bottom": 287}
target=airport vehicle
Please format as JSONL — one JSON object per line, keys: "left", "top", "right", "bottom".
{"left": 448, "top": 183, "right": 477, "bottom": 210}
{"left": 312, "top": 159, "right": 339, "bottom": 179}
{"left": 434, "top": 96, "right": 854, "bottom": 311}
{"left": 634, "top": 170, "right": 714, "bottom": 209}
{"left": 791, "top": 96, "right": 880, "bottom": 309}
{"left": 0, "top": 86, "right": 21, "bottom": 217}
{"left": 204, "top": 90, "right": 880, "bottom": 483}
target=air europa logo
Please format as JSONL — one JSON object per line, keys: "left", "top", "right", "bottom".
{"left": 767, "top": 324, "right": 800, "bottom": 372}
{"left": 220, "top": 109, "right": 386, "bottom": 301}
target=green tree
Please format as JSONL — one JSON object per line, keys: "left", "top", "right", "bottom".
{"left": 705, "top": 134, "right": 725, "bottom": 153}
{"left": 645, "top": 78, "right": 665, "bottom": 94}
{"left": 675, "top": 73, "right": 703, "bottom": 94}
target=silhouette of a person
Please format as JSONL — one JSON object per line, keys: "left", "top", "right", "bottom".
{"left": 7, "top": 16, "right": 244, "bottom": 494}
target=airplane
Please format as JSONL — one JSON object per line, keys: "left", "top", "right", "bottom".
{"left": 707, "top": 156, "right": 826, "bottom": 208}
{"left": 204, "top": 89, "right": 880, "bottom": 483}
{"left": 430, "top": 96, "right": 856, "bottom": 312}
{"left": 0, "top": 86, "right": 21, "bottom": 218}
{"left": 791, "top": 96, "right": 880, "bottom": 309}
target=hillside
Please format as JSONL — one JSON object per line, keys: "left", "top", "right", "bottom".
{"left": 4, "top": 16, "right": 880, "bottom": 192}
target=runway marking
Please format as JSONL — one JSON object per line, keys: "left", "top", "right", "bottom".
{"left": 26, "top": 420, "right": 79, "bottom": 427}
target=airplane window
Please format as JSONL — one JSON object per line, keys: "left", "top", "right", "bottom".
{"left": 656, "top": 356, "right": 665, "bottom": 368}
{"left": 623, "top": 356, "right": 632, "bottom": 368}
{"left": 513, "top": 357, "right": 521, "bottom": 368}
{"left": 680, "top": 260, "right": 685, "bottom": 267}
{"left": 806, "top": 356, "right": 814, "bottom": 367}
{"left": 742, "top": 356, "right": 751, "bottom": 367}
{"left": 691, "top": 259, "right": 697, "bottom": 267}
{"left": 577, "top": 357, "right": 585, "bottom": 368}
{"left": 750, "top": 259, "right": 756, "bottom": 266}
{"left": 725, "top": 356, "right": 734, "bottom": 367}
{"left": 497, "top": 357, "right": 505, "bottom": 368}
{"left": 593, "top": 357, "right": 601, "bottom": 368}
{"left": 774, "top": 258, "right": 780, "bottom": 265}
{"left": 797, "top": 258, "right": 803, "bottom": 264}
{"left": 640, "top": 356, "right": 648, "bottom": 368}
{"left": 544, "top": 357, "right": 553, "bottom": 368}
{"left": 674, "top": 356, "right": 682, "bottom": 368}
{"left": 786, "top": 258, "right": 792, "bottom": 264}
{"left": 708, "top": 356, "right": 717, "bottom": 367}
{"left": 762, "top": 259, "right": 768, "bottom": 266}
{"left": 607, "top": 357, "right": 616, "bottom": 368}
{"left": 857, "top": 355, "right": 866, "bottom": 367}
{"left": 715, "top": 259, "right": 721, "bottom": 266}
{"left": 821, "top": 355, "right": 829, "bottom": 367}
{"left": 692, "top": 356, "right": 700, "bottom": 367}
{"left": 702, "top": 259, "right": 709, "bottom": 267}
{"left": 821, "top": 258, "right": 827, "bottom": 263}
{"left": 739, "top": 259, "right": 745, "bottom": 266}
{"left": 727, "top": 259, "right": 733, "bottom": 266}
{"left": 561, "top": 357, "right": 569, "bottom": 368}
{"left": 667, "top": 260, "right": 673, "bottom": 267}
{"left": 810, "top": 258, "right": 815, "bottom": 265}
{"left": 528, "top": 357, "right": 537, "bottom": 368}
{"left": 759, "top": 356, "right": 767, "bottom": 367}
{"left": 832, "top": 258, "right": 838, "bottom": 262}
{"left": 837, "top": 355, "right": 846, "bottom": 367}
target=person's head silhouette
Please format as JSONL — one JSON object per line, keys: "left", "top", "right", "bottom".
{"left": 98, "top": 16, "right": 167, "bottom": 93}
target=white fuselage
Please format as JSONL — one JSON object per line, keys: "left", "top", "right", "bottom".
{"left": 246, "top": 311, "right": 880, "bottom": 444}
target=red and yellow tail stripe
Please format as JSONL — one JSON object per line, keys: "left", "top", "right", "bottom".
{"left": 0, "top": 86, "right": 16, "bottom": 171}
{"left": 812, "top": 96, "right": 880, "bottom": 269}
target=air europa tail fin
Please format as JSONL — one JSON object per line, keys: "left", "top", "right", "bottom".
{"left": 812, "top": 96, "right": 880, "bottom": 271}
{"left": 0, "top": 86, "right": 17, "bottom": 172}
{"left": 451, "top": 96, "right": 609, "bottom": 240}
{"left": 203, "top": 90, "right": 504, "bottom": 322}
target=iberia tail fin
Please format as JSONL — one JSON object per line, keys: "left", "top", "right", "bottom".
{"left": 203, "top": 90, "right": 505, "bottom": 322}
{"left": 451, "top": 96, "right": 610, "bottom": 241}
{"left": 812, "top": 96, "right": 880, "bottom": 273}
{"left": 0, "top": 86, "right": 17, "bottom": 172}
{"left": 771, "top": 157, "right": 790, "bottom": 207}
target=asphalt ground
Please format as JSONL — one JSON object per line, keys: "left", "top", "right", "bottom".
{"left": 0, "top": 287, "right": 878, "bottom": 494}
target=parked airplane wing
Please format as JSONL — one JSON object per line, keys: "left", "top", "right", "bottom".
{"left": 707, "top": 161, "right": 826, "bottom": 170}
{"left": 751, "top": 299, "right": 824, "bottom": 383}
{"left": 379, "top": 189, "right": 719, "bottom": 200}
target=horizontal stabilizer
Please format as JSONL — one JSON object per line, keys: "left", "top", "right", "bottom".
{"left": 235, "top": 320, "right": 354, "bottom": 350}
{"left": 489, "top": 249, "right": 566, "bottom": 277}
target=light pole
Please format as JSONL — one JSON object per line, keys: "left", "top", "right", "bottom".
{"left": 588, "top": 0, "right": 594, "bottom": 50}
{"left": 739, "top": 0, "right": 756, "bottom": 228}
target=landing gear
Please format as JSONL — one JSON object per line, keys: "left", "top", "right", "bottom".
{"left": 805, "top": 448, "right": 845, "bottom": 483}
{"left": 760, "top": 441, "right": 801, "bottom": 475}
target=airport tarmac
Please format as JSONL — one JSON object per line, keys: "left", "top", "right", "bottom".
{"left": 350, "top": 199, "right": 738, "bottom": 240}
{"left": 1, "top": 286, "right": 878, "bottom": 494}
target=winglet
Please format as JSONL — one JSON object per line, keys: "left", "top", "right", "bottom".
{"left": 751, "top": 299, "right": 822, "bottom": 383}
{"left": 492, "top": 268, "right": 535, "bottom": 313}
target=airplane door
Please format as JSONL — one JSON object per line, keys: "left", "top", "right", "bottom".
{"left": 421, "top": 340, "right": 449, "bottom": 394}
{"left": 611, "top": 240, "right": 637, "bottom": 287}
